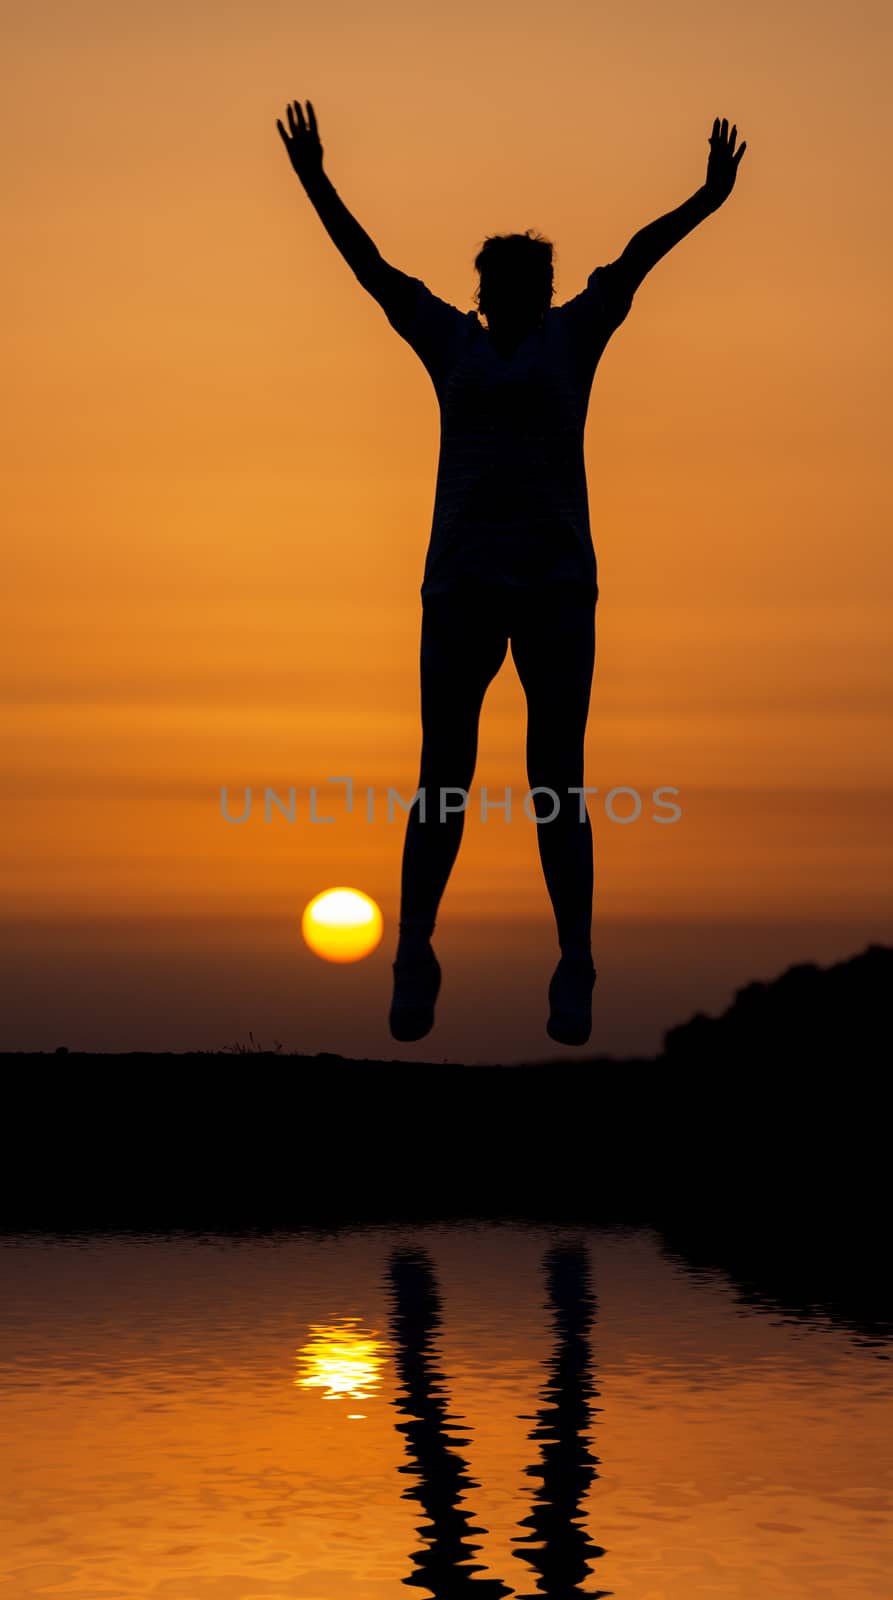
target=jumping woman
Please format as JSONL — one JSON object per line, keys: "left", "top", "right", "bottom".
{"left": 276, "top": 102, "right": 746, "bottom": 1046}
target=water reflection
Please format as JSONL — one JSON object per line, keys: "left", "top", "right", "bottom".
{"left": 387, "top": 1239, "right": 608, "bottom": 1598}
{"left": 3, "top": 1227, "right": 892, "bottom": 1597}
{"left": 512, "top": 1241, "right": 609, "bottom": 1599}
{"left": 295, "top": 1315, "right": 388, "bottom": 1412}
{"left": 387, "top": 1245, "right": 513, "bottom": 1595}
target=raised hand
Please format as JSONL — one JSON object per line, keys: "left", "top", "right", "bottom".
{"left": 704, "top": 116, "right": 747, "bottom": 209}
{"left": 276, "top": 99, "right": 325, "bottom": 186}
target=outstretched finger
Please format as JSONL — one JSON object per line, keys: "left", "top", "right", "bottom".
{"left": 293, "top": 100, "right": 307, "bottom": 134}
{"left": 734, "top": 140, "right": 747, "bottom": 164}
{"left": 307, "top": 99, "right": 318, "bottom": 137}
{"left": 729, "top": 123, "right": 737, "bottom": 153}
{"left": 276, "top": 118, "right": 289, "bottom": 145}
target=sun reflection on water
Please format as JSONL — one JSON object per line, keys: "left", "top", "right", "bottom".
{"left": 295, "top": 1317, "right": 389, "bottom": 1410}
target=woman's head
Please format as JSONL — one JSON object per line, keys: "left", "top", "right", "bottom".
{"left": 473, "top": 230, "right": 555, "bottom": 326}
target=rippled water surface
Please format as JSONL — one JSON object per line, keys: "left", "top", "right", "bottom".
{"left": 1, "top": 1225, "right": 890, "bottom": 1598}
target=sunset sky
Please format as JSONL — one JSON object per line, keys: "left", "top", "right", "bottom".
{"left": 3, "top": 0, "right": 891, "bottom": 1059}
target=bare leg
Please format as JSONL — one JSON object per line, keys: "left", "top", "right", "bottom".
{"left": 397, "top": 587, "right": 509, "bottom": 960}
{"left": 509, "top": 583, "right": 596, "bottom": 961}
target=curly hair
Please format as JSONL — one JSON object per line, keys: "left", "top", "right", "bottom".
{"left": 472, "top": 229, "right": 555, "bottom": 316}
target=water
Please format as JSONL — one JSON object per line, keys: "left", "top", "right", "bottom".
{"left": 1, "top": 1225, "right": 890, "bottom": 1599}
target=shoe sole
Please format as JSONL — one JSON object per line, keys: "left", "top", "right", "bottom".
{"left": 546, "top": 1013, "right": 592, "bottom": 1046}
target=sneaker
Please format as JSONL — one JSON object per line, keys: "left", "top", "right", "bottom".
{"left": 546, "top": 954, "right": 597, "bottom": 1046}
{"left": 389, "top": 947, "right": 442, "bottom": 1041}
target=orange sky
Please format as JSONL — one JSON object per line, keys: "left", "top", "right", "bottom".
{"left": 2, "top": 0, "right": 891, "bottom": 1057}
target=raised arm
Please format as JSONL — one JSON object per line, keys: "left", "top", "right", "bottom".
{"left": 612, "top": 117, "right": 747, "bottom": 294}
{"left": 276, "top": 98, "right": 415, "bottom": 317}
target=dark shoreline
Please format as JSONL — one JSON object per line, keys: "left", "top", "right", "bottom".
{"left": 3, "top": 945, "right": 889, "bottom": 1343}
{"left": 3, "top": 1050, "right": 889, "bottom": 1333}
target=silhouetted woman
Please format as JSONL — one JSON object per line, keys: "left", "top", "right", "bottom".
{"left": 277, "top": 103, "right": 746, "bottom": 1045}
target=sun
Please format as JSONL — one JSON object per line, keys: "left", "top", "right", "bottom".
{"left": 301, "top": 886, "right": 384, "bottom": 963}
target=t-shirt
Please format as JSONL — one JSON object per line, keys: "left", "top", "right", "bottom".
{"left": 376, "top": 261, "right": 634, "bottom": 599}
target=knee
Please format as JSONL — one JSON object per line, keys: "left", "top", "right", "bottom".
{"left": 526, "top": 736, "right": 585, "bottom": 795}
{"left": 419, "top": 734, "right": 477, "bottom": 790}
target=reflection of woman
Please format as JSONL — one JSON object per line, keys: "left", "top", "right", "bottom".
{"left": 385, "top": 1239, "right": 605, "bottom": 1598}
{"left": 513, "top": 1241, "right": 606, "bottom": 1598}
{"left": 277, "top": 104, "right": 746, "bottom": 1046}
{"left": 386, "top": 1246, "right": 513, "bottom": 1597}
